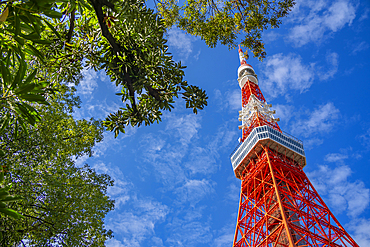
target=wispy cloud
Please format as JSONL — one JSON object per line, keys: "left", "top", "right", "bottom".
{"left": 347, "top": 218, "right": 370, "bottom": 246}
{"left": 260, "top": 51, "right": 340, "bottom": 99}
{"left": 307, "top": 164, "right": 370, "bottom": 217}
{"left": 291, "top": 102, "right": 340, "bottom": 138}
{"left": 360, "top": 128, "right": 370, "bottom": 149}
{"left": 288, "top": 0, "right": 356, "bottom": 47}
{"left": 260, "top": 53, "right": 315, "bottom": 99}
{"left": 106, "top": 198, "right": 169, "bottom": 247}
{"left": 92, "top": 162, "right": 132, "bottom": 209}
{"left": 325, "top": 153, "right": 348, "bottom": 163}
{"left": 74, "top": 98, "right": 121, "bottom": 120}
{"left": 78, "top": 69, "right": 99, "bottom": 95}
{"left": 165, "top": 113, "right": 201, "bottom": 145}
{"left": 167, "top": 29, "right": 194, "bottom": 61}
{"left": 175, "top": 179, "right": 215, "bottom": 207}
{"left": 272, "top": 104, "right": 295, "bottom": 125}
{"left": 359, "top": 8, "right": 369, "bottom": 21}
{"left": 213, "top": 87, "right": 241, "bottom": 112}
{"left": 351, "top": 41, "right": 369, "bottom": 55}
{"left": 166, "top": 219, "right": 212, "bottom": 246}
{"left": 319, "top": 52, "right": 338, "bottom": 80}
{"left": 213, "top": 223, "right": 235, "bottom": 247}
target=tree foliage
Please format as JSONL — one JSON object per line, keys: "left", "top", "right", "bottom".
{"left": 0, "top": 0, "right": 208, "bottom": 139}
{"left": 0, "top": 86, "right": 114, "bottom": 246}
{"left": 157, "top": 0, "right": 295, "bottom": 60}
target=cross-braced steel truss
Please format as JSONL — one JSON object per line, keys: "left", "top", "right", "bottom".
{"left": 233, "top": 144, "right": 359, "bottom": 247}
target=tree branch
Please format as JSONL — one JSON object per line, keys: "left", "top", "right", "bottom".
{"left": 145, "top": 85, "right": 161, "bottom": 101}
{"left": 89, "top": 0, "right": 138, "bottom": 112}
{"left": 66, "top": 10, "right": 75, "bottom": 43}
{"left": 101, "top": 0, "right": 115, "bottom": 9}
{"left": 22, "top": 213, "right": 54, "bottom": 226}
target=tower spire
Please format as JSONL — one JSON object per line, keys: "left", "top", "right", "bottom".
{"left": 230, "top": 51, "right": 359, "bottom": 247}
{"left": 238, "top": 45, "right": 248, "bottom": 66}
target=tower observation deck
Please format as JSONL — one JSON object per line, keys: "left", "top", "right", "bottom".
{"left": 231, "top": 47, "right": 359, "bottom": 247}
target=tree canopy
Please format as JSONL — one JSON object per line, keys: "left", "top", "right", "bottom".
{"left": 0, "top": 0, "right": 208, "bottom": 138}
{"left": 157, "top": 0, "right": 295, "bottom": 60}
{"left": 0, "top": 85, "right": 114, "bottom": 246}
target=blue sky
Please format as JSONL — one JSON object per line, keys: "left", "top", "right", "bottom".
{"left": 74, "top": 0, "right": 370, "bottom": 246}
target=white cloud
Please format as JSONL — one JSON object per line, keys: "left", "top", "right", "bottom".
{"left": 324, "top": 1, "right": 356, "bottom": 31}
{"left": 165, "top": 113, "right": 201, "bottom": 145}
{"left": 166, "top": 220, "right": 212, "bottom": 246}
{"left": 307, "top": 164, "right": 370, "bottom": 217}
{"left": 347, "top": 218, "right": 370, "bottom": 246}
{"left": 227, "top": 89, "right": 241, "bottom": 111}
{"left": 213, "top": 223, "right": 235, "bottom": 247}
{"left": 291, "top": 102, "right": 339, "bottom": 138}
{"left": 79, "top": 69, "right": 99, "bottom": 95}
{"left": 352, "top": 41, "right": 369, "bottom": 55}
{"left": 74, "top": 98, "right": 121, "bottom": 120}
{"left": 92, "top": 162, "right": 132, "bottom": 209}
{"left": 185, "top": 147, "right": 217, "bottom": 174}
{"left": 260, "top": 52, "right": 340, "bottom": 99}
{"left": 106, "top": 238, "right": 124, "bottom": 247}
{"left": 319, "top": 52, "right": 338, "bottom": 80}
{"left": 303, "top": 138, "right": 324, "bottom": 149}
{"left": 260, "top": 53, "right": 315, "bottom": 98}
{"left": 214, "top": 86, "right": 242, "bottom": 113}
{"left": 359, "top": 8, "right": 369, "bottom": 21}
{"left": 288, "top": 0, "right": 356, "bottom": 46}
{"left": 360, "top": 128, "right": 370, "bottom": 149}
{"left": 325, "top": 153, "right": 348, "bottom": 163}
{"left": 226, "top": 182, "right": 240, "bottom": 203}
{"left": 167, "top": 29, "right": 194, "bottom": 61}
{"left": 107, "top": 198, "right": 169, "bottom": 247}
{"left": 273, "top": 104, "right": 294, "bottom": 124}
{"left": 175, "top": 179, "right": 215, "bottom": 207}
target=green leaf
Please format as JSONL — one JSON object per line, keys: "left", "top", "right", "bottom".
{"left": 15, "top": 83, "right": 36, "bottom": 95}
{"left": 0, "top": 61, "right": 10, "bottom": 86}
{"left": 43, "top": 19, "right": 62, "bottom": 39}
{"left": 15, "top": 13, "right": 21, "bottom": 36}
{"left": 32, "top": 39, "right": 52, "bottom": 44}
{"left": 0, "top": 114, "right": 11, "bottom": 136}
{"left": 24, "top": 69, "right": 38, "bottom": 84}
{"left": 11, "top": 59, "right": 26, "bottom": 89}
{"left": 0, "top": 207, "right": 23, "bottom": 219}
{"left": 25, "top": 44, "right": 45, "bottom": 63}
{"left": 14, "top": 36, "right": 25, "bottom": 46}
{"left": 43, "top": 9, "right": 63, "bottom": 19}
{"left": 19, "top": 94, "right": 46, "bottom": 103}
{"left": 0, "top": 196, "right": 23, "bottom": 203}
{"left": 20, "top": 32, "right": 41, "bottom": 40}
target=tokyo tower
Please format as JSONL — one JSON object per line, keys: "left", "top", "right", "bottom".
{"left": 230, "top": 47, "right": 359, "bottom": 247}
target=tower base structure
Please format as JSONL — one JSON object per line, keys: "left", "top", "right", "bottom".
{"left": 233, "top": 143, "right": 359, "bottom": 247}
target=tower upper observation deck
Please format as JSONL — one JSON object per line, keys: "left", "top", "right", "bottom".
{"left": 231, "top": 47, "right": 306, "bottom": 179}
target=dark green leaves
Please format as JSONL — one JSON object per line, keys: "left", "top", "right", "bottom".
{"left": 0, "top": 171, "right": 23, "bottom": 220}
{"left": 182, "top": 85, "right": 208, "bottom": 114}
{"left": 97, "top": 0, "right": 207, "bottom": 136}
{"left": 158, "top": 0, "right": 295, "bottom": 60}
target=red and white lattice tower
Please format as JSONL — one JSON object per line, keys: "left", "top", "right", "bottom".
{"left": 230, "top": 47, "right": 359, "bottom": 247}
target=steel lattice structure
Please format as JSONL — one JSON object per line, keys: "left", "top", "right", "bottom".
{"left": 230, "top": 47, "right": 359, "bottom": 247}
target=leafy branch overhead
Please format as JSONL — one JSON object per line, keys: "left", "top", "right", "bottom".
{"left": 157, "top": 0, "right": 295, "bottom": 60}
{"left": 88, "top": 0, "right": 208, "bottom": 136}
{"left": 0, "top": 0, "right": 208, "bottom": 140}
